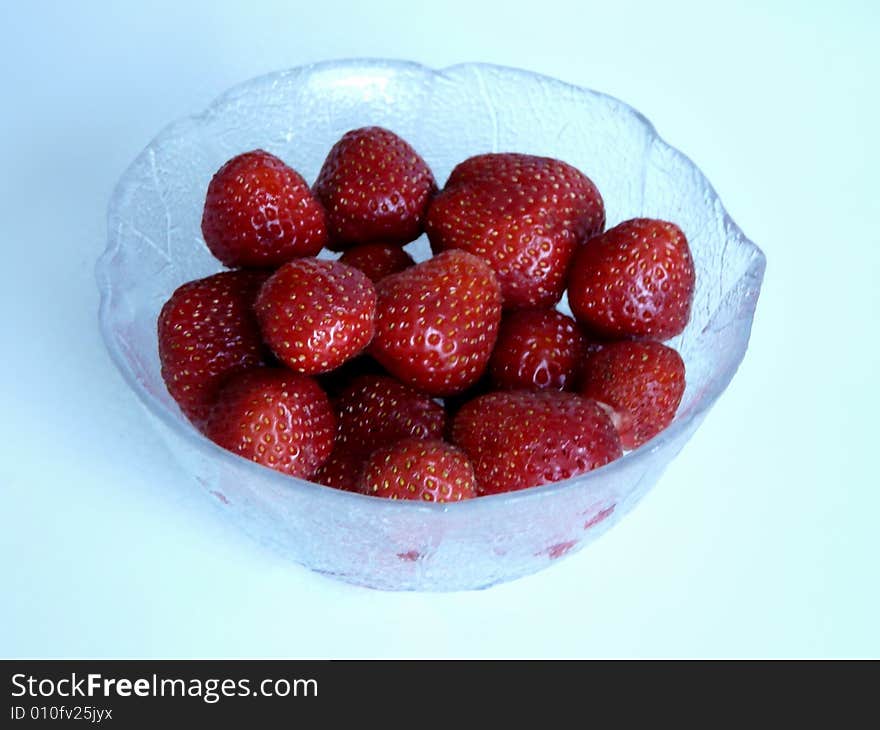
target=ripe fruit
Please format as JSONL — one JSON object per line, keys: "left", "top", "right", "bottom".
{"left": 313, "top": 127, "right": 436, "bottom": 249}
{"left": 567, "top": 218, "right": 695, "bottom": 340}
{"left": 312, "top": 449, "right": 363, "bottom": 493}
{"left": 201, "top": 150, "right": 327, "bottom": 268}
{"left": 204, "top": 368, "right": 335, "bottom": 478}
{"left": 333, "top": 374, "right": 448, "bottom": 456}
{"left": 489, "top": 308, "right": 586, "bottom": 391}
{"left": 255, "top": 258, "right": 376, "bottom": 375}
{"left": 452, "top": 391, "right": 622, "bottom": 495}
{"left": 314, "top": 374, "right": 447, "bottom": 492}
{"left": 338, "top": 242, "right": 415, "bottom": 282}
{"left": 162, "top": 133, "right": 699, "bottom": 519}
{"left": 579, "top": 340, "right": 685, "bottom": 449}
{"left": 359, "top": 438, "right": 477, "bottom": 502}
{"left": 426, "top": 153, "right": 604, "bottom": 308}
{"left": 158, "top": 270, "right": 269, "bottom": 427}
{"left": 370, "top": 250, "right": 502, "bottom": 395}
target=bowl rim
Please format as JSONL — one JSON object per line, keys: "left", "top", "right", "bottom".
{"left": 96, "top": 58, "right": 766, "bottom": 516}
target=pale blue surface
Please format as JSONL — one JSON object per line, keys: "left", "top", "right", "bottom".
{"left": 1, "top": 0, "right": 877, "bottom": 657}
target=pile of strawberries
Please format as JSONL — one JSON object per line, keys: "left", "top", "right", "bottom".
{"left": 158, "top": 127, "right": 695, "bottom": 503}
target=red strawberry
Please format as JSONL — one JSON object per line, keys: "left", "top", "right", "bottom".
{"left": 204, "top": 368, "right": 335, "bottom": 478}
{"left": 255, "top": 258, "right": 376, "bottom": 375}
{"left": 359, "top": 438, "right": 477, "bottom": 502}
{"left": 312, "top": 448, "right": 363, "bottom": 492}
{"left": 489, "top": 308, "right": 586, "bottom": 391}
{"left": 567, "top": 218, "right": 695, "bottom": 340}
{"left": 579, "top": 340, "right": 685, "bottom": 449}
{"left": 314, "top": 373, "right": 447, "bottom": 492}
{"left": 370, "top": 250, "right": 502, "bottom": 395}
{"left": 158, "top": 270, "right": 269, "bottom": 427}
{"left": 313, "top": 127, "right": 436, "bottom": 249}
{"left": 426, "top": 153, "right": 604, "bottom": 309}
{"left": 338, "top": 242, "right": 415, "bottom": 282}
{"left": 201, "top": 150, "right": 327, "bottom": 268}
{"left": 334, "top": 375, "right": 447, "bottom": 452}
{"left": 452, "top": 391, "right": 622, "bottom": 496}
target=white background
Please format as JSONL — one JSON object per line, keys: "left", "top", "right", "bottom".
{"left": 1, "top": 0, "right": 877, "bottom": 657}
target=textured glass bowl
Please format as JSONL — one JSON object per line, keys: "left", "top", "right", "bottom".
{"left": 96, "top": 60, "right": 765, "bottom": 591}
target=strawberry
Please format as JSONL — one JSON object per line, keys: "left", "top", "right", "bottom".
{"left": 369, "top": 250, "right": 502, "bottom": 395}
{"left": 579, "top": 340, "right": 685, "bottom": 449}
{"left": 204, "top": 368, "right": 335, "bottom": 478}
{"left": 314, "top": 373, "right": 447, "bottom": 491}
{"left": 158, "top": 270, "right": 269, "bottom": 427}
{"left": 338, "top": 242, "right": 415, "bottom": 282}
{"left": 334, "top": 374, "right": 447, "bottom": 451}
{"left": 489, "top": 308, "right": 586, "bottom": 391}
{"left": 359, "top": 438, "right": 477, "bottom": 502}
{"left": 312, "top": 448, "right": 363, "bottom": 492}
{"left": 201, "top": 150, "right": 327, "bottom": 268}
{"left": 425, "top": 153, "right": 604, "bottom": 308}
{"left": 567, "top": 218, "right": 695, "bottom": 340}
{"left": 313, "top": 127, "right": 436, "bottom": 250}
{"left": 254, "top": 258, "right": 376, "bottom": 375}
{"left": 452, "top": 391, "right": 622, "bottom": 496}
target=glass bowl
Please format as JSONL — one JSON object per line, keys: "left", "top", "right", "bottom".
{"left": 96, "top": 60, "right": 765, "bottom": 591}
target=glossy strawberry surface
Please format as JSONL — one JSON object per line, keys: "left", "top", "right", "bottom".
{"left": 314, "top": 127, "right": 436, "bottom": 249}
{"left": 452, "top": 391, "right": 622, "bottom": 495}
{"left": 426, "top": 153, "right": 604, "bottom": 308}
{"left": 338, "top": 242, "right": 415, "bottom": 282}
{"left": 205, "top": 368, "right": 335, "bottom": 478}
{"left": 255, "top": 258, "right": 376, "bottom": 375}
{"left": 201, "top": 150, "right": 327, "bottom": 268}
{"left": 158, "top": 270, "right": 269, "bottom": 427}
{"left": 314, "top": 374, "right": 447, "bottom": 492}
{"left": 333, "top": 375, "right": 447, "bottom": 455}
{"left": 489, "top": 308, "right": 586, "bottom": 391}
{"left": 567, "top": 218, "right": 695, "bottom": 340}
{"left": 370, "top": 250, "right": 502, "bottom": 396}
{"left": 359, "top": 438, "right": 477, "bottom": 502}
{"left": 580, "top": 340, "right": 685, "bottom": 449}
